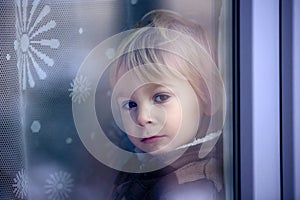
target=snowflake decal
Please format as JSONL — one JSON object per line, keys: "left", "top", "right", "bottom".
{"left": 65, "top": 137, "right": 72, "bottom": 144}
{"left": 12, "top": 169, "right": 28, "bottom": 199}
{"left": 131, "top": 0, "right": 138, "bottom": 5}
{"left": 14, "top": 0, "right": 60, "bottom": 90}
{"left": 105, "top": 48, "right": 115, "bottom": 59}
{"left": 44, "top": 171, "right": 74, "bottom": 200}
{"left": 6, "top": 54, "right": 11, "bottom": 60}
{"left": 30, "top": 120, "right": 41, "bottom": 133}
{"left": 68, "top": 75, "right": 91, "bottom": 104}
{"left": 78, "top": 27, "right": 83, "bottom": 34}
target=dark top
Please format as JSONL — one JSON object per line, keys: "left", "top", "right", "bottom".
{"left": 109, "top": 144, "right": 224, "bottom": 200}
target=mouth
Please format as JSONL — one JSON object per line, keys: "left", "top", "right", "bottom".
{"left": 141, "top": 135, "right": 165, "bottom": 144}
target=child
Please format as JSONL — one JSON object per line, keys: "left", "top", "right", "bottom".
{"left": 108, "top": 10, "right": 226, "bottom": 200}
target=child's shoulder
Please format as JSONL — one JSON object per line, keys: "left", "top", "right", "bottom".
{"left": 174, "top": 157, "right": 223, "bottom": 191}
{"left": 149, "top": 157, "right": 223, "bottom": 199}
{"left": 156, "top": 178, "right": 221, "bottom": 200}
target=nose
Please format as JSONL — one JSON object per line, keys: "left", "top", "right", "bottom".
{"left": 135, "top": 104, "right": 152, "bottom": 127}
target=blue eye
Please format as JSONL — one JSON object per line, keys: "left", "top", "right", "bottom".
{"left": 154, "top": 94, "right": 170, "bottom": 103}
{"left": 123, "top": 101, "right": 137, "bottom": 110}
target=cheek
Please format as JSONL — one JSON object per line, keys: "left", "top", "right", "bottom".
{"left": 165, "top": 102, "right": 182, "bottom": 130}
{"left": 127, "top": 135, "right": 138, "bottom": 143}
{"left": 127, "top": 135, "right": 144, "bottom": 151}
{"left": 176, "top": 95, "right": 200, "bottom": 138}
{"left": 123, "top": 117, "right": 134, "bottom": 132}
{"left": 120, "top": 112, "right": 134, "bottom": 132}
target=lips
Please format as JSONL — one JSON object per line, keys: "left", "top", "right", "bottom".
{"left": 141, "top": 135, "right": 165, "bottom": 144}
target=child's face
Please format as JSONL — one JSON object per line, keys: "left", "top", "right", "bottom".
{"left": 112, "top": 67, "right": 200, "bottom": 154}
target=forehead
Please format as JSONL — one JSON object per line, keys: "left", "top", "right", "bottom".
{"left": 114, "top": 73, "right": 170, "bottom": 94}
{"left": 112, "top": 68, "right": 192, "bottom": 99}
{"left": 111, "top": 47, "right": 192, "bottom": 83}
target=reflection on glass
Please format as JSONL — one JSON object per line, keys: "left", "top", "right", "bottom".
{"left": 105, "top": 10, "right": 226, "bottom": 199}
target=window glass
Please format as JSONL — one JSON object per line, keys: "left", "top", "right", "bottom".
{"left": 0, "top": 0, "right": 233, "bottom": 199}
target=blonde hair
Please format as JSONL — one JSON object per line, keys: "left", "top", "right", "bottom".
{"left": 110, "top": 10, "right": 225, "bottom": 136}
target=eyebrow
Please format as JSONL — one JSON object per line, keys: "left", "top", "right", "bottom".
{"left": 117, "top": 96, "right": 130, "bottom": 102}
{"left": 115, "top": 95, "right": 132, "bottom": 108}
{"left": 113, "top": 86, "right": 132, "bottom": 99}
{"left": 114, "top": 82, "right": 176, "bottom": 100}
{"left": 115, "top": 97, "right": 131, "bottom": 110}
